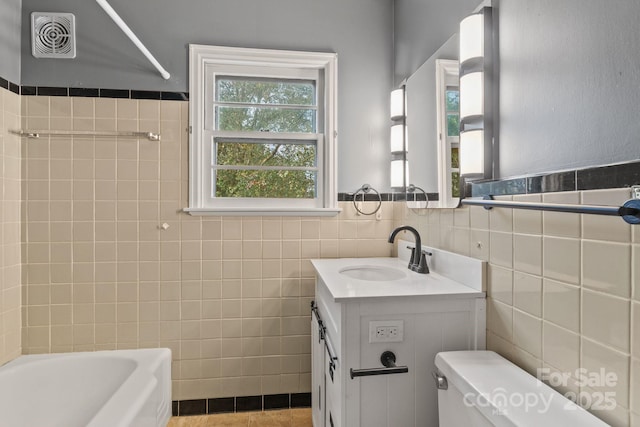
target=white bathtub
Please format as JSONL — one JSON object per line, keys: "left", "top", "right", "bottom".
{"left": 0, "top": 348, "right": 171, "bottom": 427}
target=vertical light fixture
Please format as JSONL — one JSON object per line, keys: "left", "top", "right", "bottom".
{"left": 390, "top": 87, "right": 408, "bottom": 189}
{"left": 459, "top": 7, "right": 492, "bottom": 180}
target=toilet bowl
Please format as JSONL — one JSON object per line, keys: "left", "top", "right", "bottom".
{"left": 434, "top": 351, "right": 609, "bottom": 427}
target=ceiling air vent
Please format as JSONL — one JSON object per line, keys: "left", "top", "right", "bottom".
{"left": 31, "top": 12, "right": 76, "bottom": 59}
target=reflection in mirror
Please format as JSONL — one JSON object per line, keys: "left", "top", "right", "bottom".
{"left": 435, "top": 59, "right": 460, "bottom": 206}
{"left": 405, "top": 34, "right": 460, "bottom": 208}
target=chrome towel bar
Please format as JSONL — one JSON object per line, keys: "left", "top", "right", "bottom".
{"left": 462, "top": 191, "right": 640, "bottom": 225}
{"left": 10, "top": 130, "right": 161, "bottom": 141}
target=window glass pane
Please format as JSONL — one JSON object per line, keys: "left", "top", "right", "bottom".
{"left": 447, "top": 114, "right": 459, "bottom": 137}
{"left": 215, "top": 170, "right": 316, "bottom": 198}
{"left": 217, "top": 77, "right": 315, "bottom": 106}
{"left": 451, "top": 172, "right": 460, "bottom": 197}
{"left": 445, "top": 88, "right": 459, "bottom": 111}
{"left": 451, "top": 147, "right": 459, "bottom": 169}
{"left": 216, "top": 140, "right": 316, "bottom": 167}
{"left": 216, "top": 106, "right": 316, "bottom": 133}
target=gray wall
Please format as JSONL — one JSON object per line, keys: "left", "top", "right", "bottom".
{"left": 393, "top": 0, "right": 478, "bottom": 86}
{"left": 0, "top": 0, "right": 22, "bottom": 83}
{"left": 21, "top": 0, "right": 394, "bottom": 192}
{"left": 497, "top": 0, "right": 640, "bottom": 178}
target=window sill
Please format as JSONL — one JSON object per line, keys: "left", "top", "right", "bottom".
{"left": 183, "top": 207, "right": 342, "bottom": 217}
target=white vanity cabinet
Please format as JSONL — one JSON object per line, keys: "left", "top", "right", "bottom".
{"left": 310, "top": 248, "right": 486, "bottom": 427}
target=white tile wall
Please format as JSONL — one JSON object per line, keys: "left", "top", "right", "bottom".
{"left": 395, "top": 186, "right": 640, "bottom": 426}
{"left": 0, "top": 87, "right": 21, "bottom": 365}
{"left": 19, "top": 95, "right": 395, "bottom": 401}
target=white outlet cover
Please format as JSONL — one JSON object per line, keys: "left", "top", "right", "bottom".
{"left": 369, "top": 320, "right": 404, "bottom": 343}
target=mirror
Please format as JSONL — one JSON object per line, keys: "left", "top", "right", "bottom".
{"left": 401, "top": 0, "right": 488, "bottom": 208}
{"left": 405, "top": 34, "right": 460, "bottom": 208}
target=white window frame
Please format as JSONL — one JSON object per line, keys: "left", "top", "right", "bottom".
{"left": 186, "top": 44, "right": 339, "bottom": 216}
{"left": 435, "top": 59, "right": 460, "bottom": 208}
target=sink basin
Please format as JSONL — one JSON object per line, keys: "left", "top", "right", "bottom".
{"left": 339, "top": 265, "right": 406, "bottom": 281}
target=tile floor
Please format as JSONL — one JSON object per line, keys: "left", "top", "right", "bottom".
{"left": 167, "top": 408, "right": 313, "bottom": 427}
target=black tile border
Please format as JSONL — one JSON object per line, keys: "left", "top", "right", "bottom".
{"left": 337, "top": 192, "right": 439, "bottom": 202}
{"left": 236, "top": 395, "right": 262, "bottom": 412}
{"left": 69, "top": 87, "right": 100, "bottom": 98}
{"left": 173, "top": 393, "right": 311, "bottom": 416}
{"left": 207, "top": 397, "right": 235, "bottom": 414}
{"left": 131, "top": 90, "right": 161, "bottom": 100}
{"left": 177, "top": 399, "right": 207, "bottom": 416}
{"left": 290, "top": 392, "right": 312, "bottom": 408}
{"left": 470, "top": 159, "right": 640, "bottom": 198}
{"left": 0, "top": 74, "right": 188, "bottom": 101}
{"left": 1, "top": 74, "right": 636, "bottom": 196}
{"left": 99, "top": 88, "right": 130, "bottom": 99}
{"left": 37, "top": 86, "right": 68, "bottom": 97}
{"left": 577, "top": 161, "right": 640, "bottom": 191}
{"left": 21, "top": 85, "right": 36, "bottom": 96}
{"left": 263, "top": 393, "right": 290, "bottom": 410}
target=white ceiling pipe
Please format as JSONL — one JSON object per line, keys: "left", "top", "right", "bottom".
{"left": 95, "top": 0, "right": 170, "bottom": 80}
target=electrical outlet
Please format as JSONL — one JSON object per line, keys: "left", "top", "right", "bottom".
{"left": 369, "top": 320, "right": 404, "bottom": 343}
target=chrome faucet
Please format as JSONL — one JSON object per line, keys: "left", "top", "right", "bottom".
{"left": 388, "top": 225, "right": 430, "bottom": 274}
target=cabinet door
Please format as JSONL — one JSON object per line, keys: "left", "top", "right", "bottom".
{"left": 324, "top": 335, "right": 341, "bottom": 427}
{"left": 311, "top": 315, "right": 325, "bottom": 427}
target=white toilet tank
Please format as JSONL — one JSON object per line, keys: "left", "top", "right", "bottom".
{"left": 434, "top": 351, "right": 609, "bottom": 427}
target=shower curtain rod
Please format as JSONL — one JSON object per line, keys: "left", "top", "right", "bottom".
{"left": 95, "top": 0, "right": 170, "bottom": 80}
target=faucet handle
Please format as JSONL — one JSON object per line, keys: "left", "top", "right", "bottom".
{"left": 406, "top": 246, "right": 416, "bottom": 267}
{"left": 416, "top": 251, "right": 431, "bottom": 274}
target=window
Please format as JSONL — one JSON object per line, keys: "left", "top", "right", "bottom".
{"left": 187, "top": 45, "right": 339, "bottom": 216}
{"left": 435, "top": 59, "right": 460, "bottom": 206}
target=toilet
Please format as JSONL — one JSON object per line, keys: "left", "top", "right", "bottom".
{"left": 434, "top": 351, "right": 609, "bottom": 426}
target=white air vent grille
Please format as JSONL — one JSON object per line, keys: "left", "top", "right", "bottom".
{"left": 31, "top": 12, "right": 76, "bottom": 59}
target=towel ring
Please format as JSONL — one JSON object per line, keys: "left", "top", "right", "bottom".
{"left": 406, "top": 184, "right": 429, "bottom": 209}
{"left": 352, "top": 184, "right": 382, "bottom": 215}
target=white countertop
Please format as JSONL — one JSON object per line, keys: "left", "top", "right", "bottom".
{"left": 310, "top": 257, "right": 485, "bottom": 302}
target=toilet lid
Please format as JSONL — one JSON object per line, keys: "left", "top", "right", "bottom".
{"left": 434, "top": 351, "right": 610, "bottom": 427}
